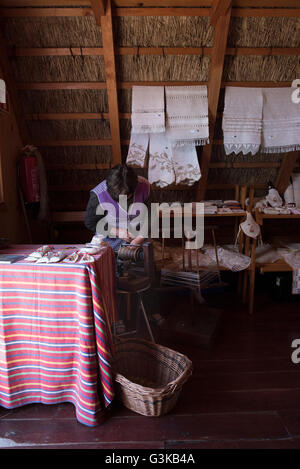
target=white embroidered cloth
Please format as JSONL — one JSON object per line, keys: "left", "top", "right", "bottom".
{"left": 292, "top": 173, "right": 300, "bottom": 208}
{"left": 204, "top": 245, "right": 251, "bottom": 272}
{"left": 148, "top": 133, "right": 175, "bottom": 188}
{"left": 165, "top": 86, "right": 209, "bottom": 147}
{"left": 131, "top": 86, "right": 165, "bottom": 134}
{"left": 222, "top": 87, "right": 263, "bottom": 155}
{"left": 262, "top": 88, "right": 300, "bottom": 153}
{"left": 126, "top": 133, "right": 149, "bottom": 168}
{"left": 172, "top": 144, "right": 201, "bottom": 186}
{"left": 0, "top": 79, "right": 6, "bottom": 104}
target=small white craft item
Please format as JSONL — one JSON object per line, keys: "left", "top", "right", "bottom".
{"left": 79, "top": 253, "right": 95, "bottom": 263}
{"left": 265, "top": 187, "right": 283, "bottom": 208}
{"left": 239, "top": 212, "right": 261, "bottom": 239}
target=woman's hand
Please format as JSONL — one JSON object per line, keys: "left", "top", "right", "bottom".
{"left": 130, "top": 236, "right": 145, "bottom": 246}
{"left": 110, "top": 227, "right": 133, "bottom": 242}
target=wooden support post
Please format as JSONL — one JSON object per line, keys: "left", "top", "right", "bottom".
{"left": 101, "top": 0, "right": 122, "bottom": 166}
{"left": 196, "top": 2, "right": 232, "bottom": 201}
{"left": 275, "top": 151, "right": 299, "bottom": 195}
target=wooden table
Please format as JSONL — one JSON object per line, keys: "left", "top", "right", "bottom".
{"left": 0, "top": 244, "right": 116, "bottom": 426}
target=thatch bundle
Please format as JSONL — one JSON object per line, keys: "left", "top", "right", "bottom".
{"left": 113, "top": 16, "right": 213, "bottom": 47}
{"left": 11, "top": 56, "right": 106, "bottom": 83}
{"left": 223, "top": 55, "right": 299, "bottom": 82}
{"left": 27, "top": 119, "right": 111, "bottom": 141}
{"left": 208, "top": 167, "right": 278, "bottom": 186}
{"left": 42, "top": 146, "right": 112, "bottom": 166}
{"left": 20, "top": 90, "right": 108, "bottom": 114}
{"left": 228, "top": 17, "right": 300, "bottom": 48}
{"left": 0, "top": 16, "right": 102, "bottom": 48}
{"left": 116, "top": 55, "right": 210, "bottom": 82}
{"left": 47, "top": 169, "right": 107, "bottom": 187}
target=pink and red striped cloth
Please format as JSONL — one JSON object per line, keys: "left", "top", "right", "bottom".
{"left": 0, "top": 245, "right": 116, "bottom": 426}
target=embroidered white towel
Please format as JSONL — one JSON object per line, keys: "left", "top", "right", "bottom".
{"left": 0, "top": 79, "right": 6, "bottom": 104}
{"left": 131, "top": 86, "right": 165, "bottom": 134}
{"left": 262, "top": 88, "right": 300, "bottom": 153}
{"left": 222, "top": 87, "right": 263, "bottom": 155}
{"left": 172, "top": 144, "right": 201, "bottom": 186}
{"left": 126, "top": 133, "right": 149, "bottom": 168}
{"left": 165, "top": 85, "right": 209, "bottom": 147}
{"left": 148, "top": 133, "right": 175, "bottom": 188}
{"left": 292, "top": 173, "right": 300, "bottom": 208}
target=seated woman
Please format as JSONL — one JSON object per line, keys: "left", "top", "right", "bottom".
{"left": 85, "top": 165, "right": 163, "bottom": 330}
{"left": 85, "top": 164, "right": 150, "bottom": 250}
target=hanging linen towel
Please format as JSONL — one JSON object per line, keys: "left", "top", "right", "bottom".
{"left": 291, "top": 173, "right": 300, "bottom": 208}
{"left": 126, "top": 133, "right": 149, "bottom": 168}
{"left": 278, "top": 249, "right": 300, "bottom": 295}
{"left": 0, "top": 79, "right": 6, "bottom": 104}
{"left": 172, "top": 144, "right": 201, "bottom": 186}
{"left": 165, "top": 85, "right": 209, "bottom": 147}
{"left": 222, "top": 87, "right": 263, "bottom": 156}
{"left": 131, "top": 86, "right": 165, "bottom": 134}
{"left": 262, "top": 88, "right": 300, "bottom": 153}
{"left": 148, "top": 133, "right": 175, "bottom": 188}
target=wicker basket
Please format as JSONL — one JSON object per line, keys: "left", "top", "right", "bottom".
{"left": 113, "top": 338, "right": 193, "bottom": 417}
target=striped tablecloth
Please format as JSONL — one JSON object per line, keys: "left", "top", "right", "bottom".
{"left": 0, "top": 244, "right": 117, "bottom": 426}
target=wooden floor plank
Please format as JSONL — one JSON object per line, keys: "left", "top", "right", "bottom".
{"left": 0, "top": 413, "right": 288, "bottom": 446}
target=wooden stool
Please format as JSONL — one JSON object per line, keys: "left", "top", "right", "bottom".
{"left": 116, "top": 283, "right": 155, "bottom": 343}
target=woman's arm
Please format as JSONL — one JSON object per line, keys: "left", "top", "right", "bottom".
{"left": 84, "top": 192, "right": 104, "bottom": 233}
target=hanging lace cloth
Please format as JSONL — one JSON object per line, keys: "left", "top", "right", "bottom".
{"left": 131, "top": 86, "right": 165, "bottom": 134}
{"left": 0, "top": 79, "right": 6, "bottom": 104}
{"left": 204, "top": 245, "right": 251, "bottom": 272}
{"left": 165, "top": 85, "right": 209, "bottom": 147}
{"left": 222, "top": 87, "right": 263, "bottom": 156}
{"left": 172, "top": 144, "right": 201, "bottom": 186}
{"left": 261, "top": 88, "right": 300, "bottom": 154}
{"left": 148, "top": 133, "right": 175, "bottom": 188}
{"left": 126, "top": 133, "right": 149, "bottom": 168}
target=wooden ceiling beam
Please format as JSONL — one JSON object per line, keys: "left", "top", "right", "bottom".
{"left": 0, "top": 0, "right": 299, "bottom": 6}
{"left": 11, "top": 46, "right": 300, "bottom": 57}
{"left": 196, "top": 3, "right": 232, "bottom": 201}
{"left": 1, "top": 6, "right": 299, "bottom": 17}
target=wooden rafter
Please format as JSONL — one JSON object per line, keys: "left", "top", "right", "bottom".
{"left": 275, "top": 151, "right": 299, "bottom": 195}
{"left": 196, "top": 2, "right": 232, "bottom": 201}
{"left": 210, "top": 0, "right": 232, "bottom": 25}
{"left": 90, "top": 0, "right": 106, "bottom": 24}
{"left": 100, "top": 0, "right": 121, "bottom": 165}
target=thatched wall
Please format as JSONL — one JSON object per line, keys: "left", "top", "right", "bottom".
{"left": 0, "top": 12, "right": 299, "bottom": 217}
